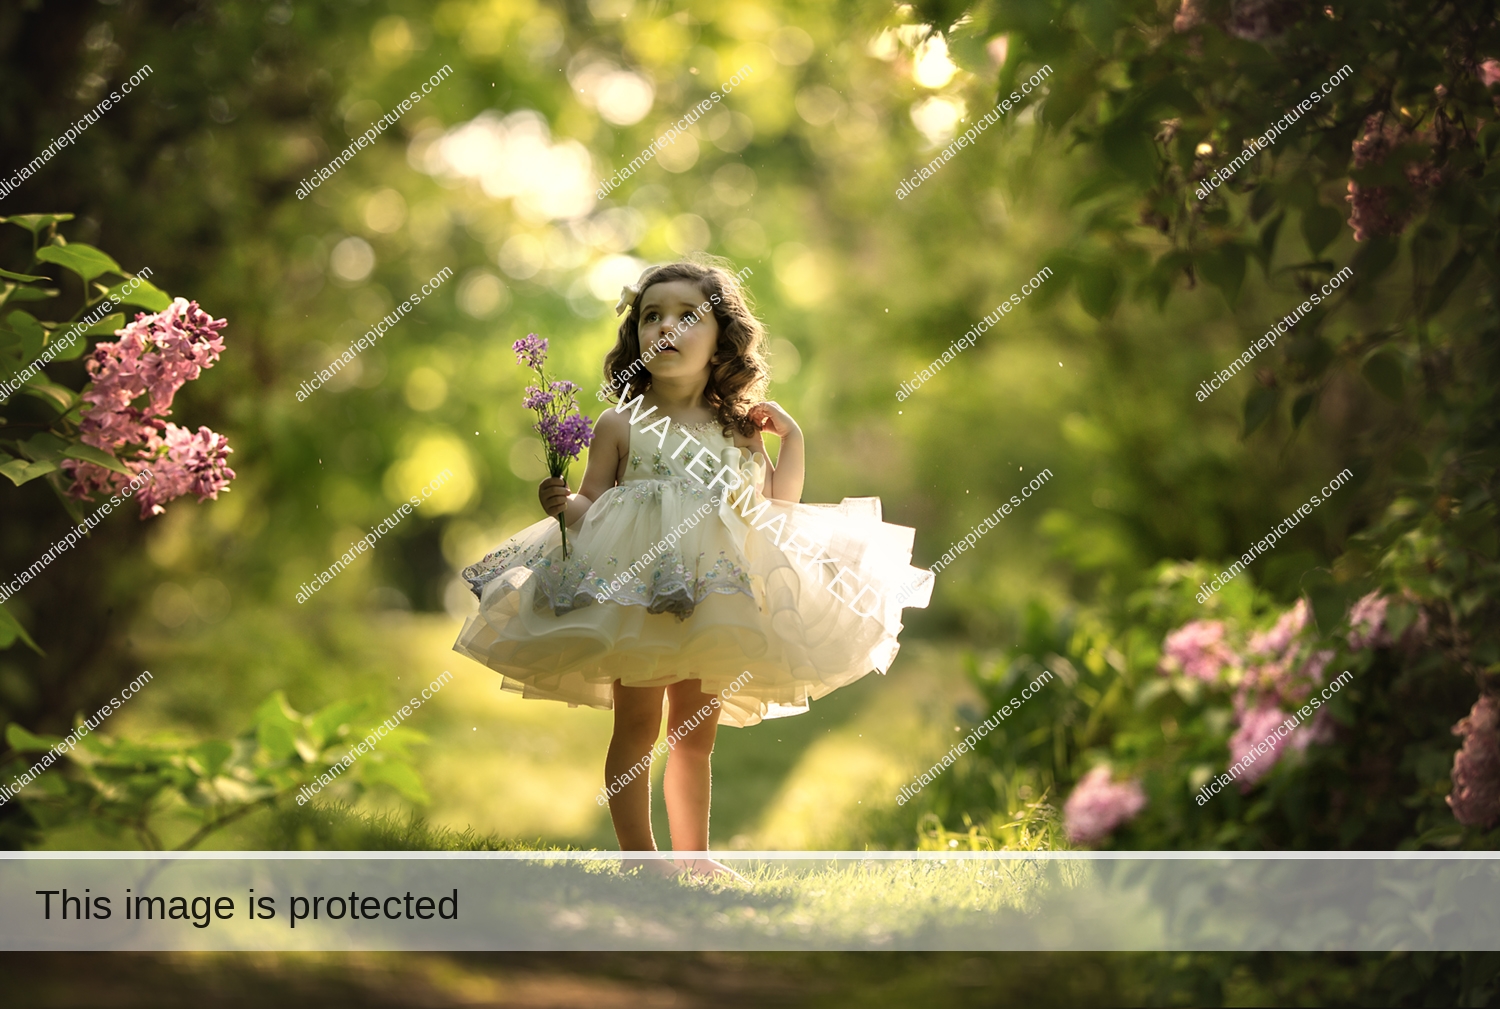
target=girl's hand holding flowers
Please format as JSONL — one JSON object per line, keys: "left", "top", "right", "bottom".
{"left": 538, "top": 476, "right": 570, "bottom": 518}
{"left": 513, "top": 334, "right": 593, "bottom": 556}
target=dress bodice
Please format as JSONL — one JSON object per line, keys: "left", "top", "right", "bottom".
{"left": 620, "top": 417, "right": 764, "bottom": 487}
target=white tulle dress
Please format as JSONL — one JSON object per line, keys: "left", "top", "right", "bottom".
{"left": 452, "top": 418, "right": 932, "bottom": 727}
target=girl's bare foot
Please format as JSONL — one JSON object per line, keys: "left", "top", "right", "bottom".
{"left": 674, "top": 857, "right": 750, "bottom": 884}
{"left": 620, "top": 856, "right": 682, "bottom": 879}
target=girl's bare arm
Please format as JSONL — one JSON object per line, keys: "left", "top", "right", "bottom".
{"left": 748, "top": 402, "right": 804, "bottom": 503}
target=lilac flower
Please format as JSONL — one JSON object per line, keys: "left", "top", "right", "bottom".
{"left": 61, "top": 298, "right": 234, "bottom": 516}
{"left": 1227, "top": 704, "right": 1293, "bottom": 787}
{"left": 1298, "top": 648, "right": 1334, "bottom": 686}
{"left": 1248, "top": 599, "right": 1308, "bottom": 657}
{"left": 1347, "top": 591, "right": 1389, "bottom": 651}
{"left": 1159, "top": 620, "right": 1238, "bottom": 682}
{"left": 134, "top": 424, "right": 236, "bottom": 518}
{"left": 513, "top": 332, "right": 592, "bottom": 556}
{"left": 1289, "top": 706, "right": 1335, "bottom": 753}
{"left": 513, "top": 334, "right": 548, "bottom": 370}
{"left": 1448, "top": 696, "right": 1500, "bottom": 828}
{"left": 1063, "top": 766, "right": 1147, "bottom": 845}
{"left": 1346, "top": 590, "right": 1429, "bottom": 651}
{"left": 546, "top": 412, "right": 594, "bottom": 460}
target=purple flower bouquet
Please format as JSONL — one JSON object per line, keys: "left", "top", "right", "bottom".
{"left": 514, "top": 334, "right": 593, "bottom": 557}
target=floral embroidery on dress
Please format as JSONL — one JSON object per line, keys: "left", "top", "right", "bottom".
{"left": 465, "top": 416, "right": 766, "bottom": 616}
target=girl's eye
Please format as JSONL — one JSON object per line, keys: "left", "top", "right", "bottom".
{"left": 683, "top": 312, "right": 698, "bottom": 324}
{"left": 644, "top": 311, "right": 659, "bottom": 323}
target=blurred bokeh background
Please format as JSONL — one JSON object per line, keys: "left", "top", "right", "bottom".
{"left": 1, "top": 0, "right": 1497, "bottom": 888}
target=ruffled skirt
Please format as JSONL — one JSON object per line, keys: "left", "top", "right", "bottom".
{"left": 453, "top": 477, "right": 932, "bottom": 727}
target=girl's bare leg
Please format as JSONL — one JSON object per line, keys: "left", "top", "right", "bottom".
{"left": 663, "top": 680, "right": 744, "bottom": 881}
{"left": 607, "top": 681, "right": 670, "bottom": 872}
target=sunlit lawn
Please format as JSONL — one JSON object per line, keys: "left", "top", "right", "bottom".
{"left": 114, "top": 608, "right": 979, "bottom": 852}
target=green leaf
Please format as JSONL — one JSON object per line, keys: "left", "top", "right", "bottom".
{"left": 1100, "top": 118, "right": 1156, "bottom": 185}
{"left": 63, "top": 444, "right": 132, "bottom": 475}
{"left": 1422, "top": 247, "right": 1475, "bottom": 318}
{"left": 1257, "top": 212, "right": 1284, "bottom": 267}
{"left": 1249, "top": 186, "right": 1277, "bottom": 222}
{"left": 20, "top": 431, "right": 69, "bottom": 463}
{"left": 1242, "top": 385, "right": 1280, "bottom": 437}
{"left": 1075, "top": 262, "right": 1120, "bottom": 319}
{"left": 0, "top": 604, "right": 43, "bottom": 655}
{"left": 1076, "top": 0, "right": 1121, "bottom": 52}
{"left": 1041, "top": 65, "right": 1098, "bottom": 130}
{"left": 5, "top": 723, "right": 64, "bottom": 752}
{"left": 35, "top": 243, "right": 122, "bottom": 285}
{"left": 0, "top": 457, "right": 59, "bottom": 485}
{"left": 1361, "top": 350, "right": 1404, "bottom": 401}
{"left": 79, "top": 312, "right": 124, "bottom": 338}
{"left": 103, "top": 278, "right": 171, "bottom": 312}
{"left": 1300, "top": 203, "right": 1344, "bottom": 256}
{"left": 3, "top": 284, "right": 60, "bottom": 303}
{"left": 1291, "top": 390, "right": 1316, "bottom": 429}
{"left": 45, "top": 472, "right": 87, "bottom": 524}
{"left": 945, "top": 32, "right": 991, "bottom": 74}
{"left": 1199, "top": 244, "right": 1246, "bottom": 305}
{"left": 1392, "top": 446, "right": 1428, "bottom": 478}
{"left": 0, "top": 267, "right": 48, "bottom": 283}
{"left": 187, "top": 739, "right": 234, "bottom": 778}
{"left": 1032, "top": 253, "right": 1079, "bottom": 308}
{"left": 1301, "top": 575, "right": 1352, "bottom": 637}
{"left": 254, "top": 691, "right": 303, "bottom": 762}
{"left": 1349, "top": 236, "right": 1398, "bottom": 285}
{"left": 359, "top": 759, "right": 430, "bottom": 804}
{"left": 4, "top": 310, "right": 45, "bottom": 363}
{"left": 15, "top": 379, "right": 77, "bottom": 413}
{"left": 309, "top": 701, "right": 366, "bottom": 748}
{"left": 2, "top": 214, "right": 75, "bottom": 236}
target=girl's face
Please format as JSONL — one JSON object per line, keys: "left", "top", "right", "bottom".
{"left": 637, "top": 280, "right": 719, "bottom": 382}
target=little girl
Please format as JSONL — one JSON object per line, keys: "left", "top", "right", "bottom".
{"left": 454, "top": 261, "right": 931, "bottom": 876}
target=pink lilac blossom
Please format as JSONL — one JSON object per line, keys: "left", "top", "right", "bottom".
{"left": 133, "top": 424, "right": 236, "bottom": 517}
{"left": 1228, "top": 704, "right": 1294, "bottom": 787}
{"left": 1159, "top": 620, "right": 1238, "bottom": 682}
{"left": 1248, "top": 599, "right": 1308, "bottom": 656}
{"left": 1347, "top": 591, "right": 1389, "bottom": 650}
{"left": 1480, "top": 59, "right": 1500, "bottom": 89}
{"left": 1346, "top": 115, "right": 1444, "bottom": 242}
{"left": 61, "top": 299, "right": 234, "bottom": 517}
{"left": 1447, "top": 696, "right": 1500, "bottom": 828}
{"left": 1346, "top": 590, "right": 1429, "bottom": 651}
{"left": 1289, "top": 705, "right": 1335, "bottom": 752}
{"left": 1063, "top": 766, "right": 1148, "bottom": 845}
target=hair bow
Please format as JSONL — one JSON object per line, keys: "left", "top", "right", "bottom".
{"left": 614, "top": 267, "right": 657, "bottom": 317}
{"left": 615, "top": 283, "right": 639, "bottom": 317}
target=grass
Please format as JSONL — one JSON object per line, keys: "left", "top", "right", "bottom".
{"left": 120, "top": 608, "right": 981, "bottom": 852}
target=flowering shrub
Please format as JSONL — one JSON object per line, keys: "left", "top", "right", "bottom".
{"left": 63, "top": 297, "right": 235, "bottom": 516}
{"left": 921, "top": 559, "right": 1490, "bottom": 851}
{"left": 0, "top": 214, "right": 233, "bottom": 651}
{"left": 1062, "top": 766, "right": 1146, "bottom": 844}
{"left": 1448, "top": 697, "right": 1500, "bottom": 829}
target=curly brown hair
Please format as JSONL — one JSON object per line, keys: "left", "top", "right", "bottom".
{"left": 602, "top": 259, "right": 769, "bottom": 438}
